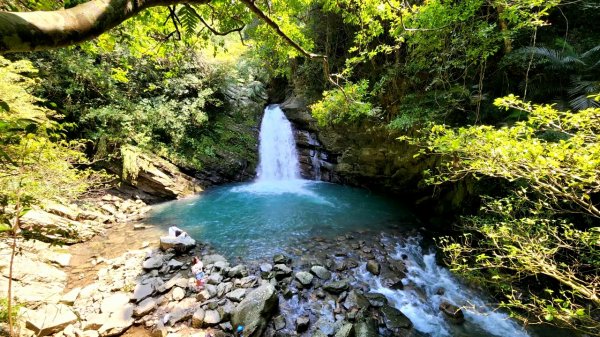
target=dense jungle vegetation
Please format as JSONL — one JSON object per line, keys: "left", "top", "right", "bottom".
{"left": 1, "top": 0, "right": 599, "bottom": 335}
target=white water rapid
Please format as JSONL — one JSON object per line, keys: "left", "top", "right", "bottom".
{"left": 257, "top": 104, "right": 301, "bottom": 182}
{"left": 235, "top": 104, "right": 316, "bottom": 195}
{"left": 357, "top": 236, "right": 531, "bottom": 337}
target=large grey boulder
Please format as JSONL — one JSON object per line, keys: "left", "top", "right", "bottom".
{"left": 159, "top": 235, "right": 196, "bottom": 252}
{"left": 231, "top": 284, "right": 278, "bottom": 337}
{"left": 380, "top": 305, "right": 412, "bottom": 330}
{"left": 23, "top": 304, "right": 78, "bottom": 337}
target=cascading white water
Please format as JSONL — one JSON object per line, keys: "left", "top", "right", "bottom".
{"left": 356, "top": 236, "right": 531, "bottom": 337}
{"left": 256, "top": 105, "right": 301, "bottom": 182}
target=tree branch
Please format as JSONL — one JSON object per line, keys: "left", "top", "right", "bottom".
{"left": 183, "top": 4, "right": 244, "bottom": 36}
{"left": 0, "top": 0, "right": 211, "bottom": 53}
{"left": 237, "top": 0, "right": 325, "bottom": 61}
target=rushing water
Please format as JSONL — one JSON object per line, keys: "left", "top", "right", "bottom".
{"left": 257, "top": 105, "right": 301, "bottom": 181}
{"left": 147, "top": 104, "right": 541, "bottom": 337}
{"left": 356, "top": 236, "right": 531, "bottom": 337}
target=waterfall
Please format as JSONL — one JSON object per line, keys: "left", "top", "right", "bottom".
{"left": 256, "top": 105, "right": 301, "bottom": 182}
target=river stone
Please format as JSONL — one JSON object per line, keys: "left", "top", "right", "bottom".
{"left": 354, "top": 319, "right": 378, "bottom": 337}
{"left": 439, "top": 301, "right": 465, "bottom": 324}
{"left": 334, "top": 323, "right": 354, "bottom": 337}
{"left": 192, "top": 308, "right": 205, "bottom": 328}
{"left": 343, "top": 290, "right": 370, "bottom": 310}
{"left": 260, "top": 263, "right": 273, "bottom": 273}
{"left": 324, "top": 279, "right": 349, "bottom": 294}
{"left": 310, "top": 265, "right": 331, "bottom": 280}
{"left": 231, "top": 284, "right": 278, "bottom": 337}
{"left": 228, "top": 264, "right": 249, "bottom": 278}
{"left": 217, "top": 282, "right": 233, "bottom": 297}
{"left": 142, "top": 256, "right": 163, "bottom": 270}
{"left": 295, "top": 271, "right": 314, "bottom": 286}
{"left": 273, "top": 315, "right": 286, "bottom": 330}
{"left": 366, "top": 260, "right": 380, "bottom": 275}
{"left": 172, "top": 287, "right": 186, "bottom": 301}
{"left": 381, "top": 305, "right": 412, "bottom": 329}
{"left": 365, "top": 293, "right": 388, "bottom": 307}
{"left": 159, "top": 235, "right": 195, "bottom": 252}
{"left": 218, "top": 301, "right": 236, "bottom": 321}
{"left": 202, "top": 254, "right": 228, "bottom": 265}
{"left": 207, "top": 273, "right": 223, "bottom": 285}
{"left": 24, "top": 304, "right": 78, "bottom": 336}
{"left": 315, "top": 316, "right": 336, "bottom": 335}
{"left": 296, "top": 316, "right": 310, "bottom": 333}
{"left": 168, "top": 309, "right": 192, "bottom": 326}
{"left": 167, "top": 259, "right": 184, "bottom": 269}
{"left": 226, "top": 288, "right": 247, "bottom": 302}
{"left": 132, "top": 283, "right": 154, "bottom": 302}
{"left": 273, "top": 254, "right": 289, "bottom": 264}
{"left": 134, "top": 297, "right": 157, "bottom": 317}
{"left": 204, "top": 310, "right": 221, "bottom": 326}
{"left": 273, "top": 263, "right": 292, "bottom": 274}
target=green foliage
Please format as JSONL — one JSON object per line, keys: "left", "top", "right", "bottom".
{"left": 0, "top": 56, "right": 111, "bottom": 226}
{"left": 407, "top": 95, "right": 600, "bottom": 332}
{"left": 515, "top": 43, "right": 600, "bottom": 110}
{"left": 0, "top": 297, "right": 20, "bottom": 323}
{"left": 310, "top": 80, "right": 381, "bottom": 126}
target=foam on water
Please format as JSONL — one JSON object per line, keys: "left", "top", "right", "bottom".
{"left": 356, "top": 236, "right": 530, "bottom": 337}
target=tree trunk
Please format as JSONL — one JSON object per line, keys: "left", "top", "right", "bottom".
{"left": 0, "top": 0, "right": 210, "bottom": 53}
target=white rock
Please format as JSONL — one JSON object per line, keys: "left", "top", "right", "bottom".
{"left": 133, "top": 297, "right": 157, "bottom": 317}
{"left": 23, "top": 304, "right": 78, "bottom": 337}
{"left": 100, "top": 292, "right": 129, "bottom": 314}
{"left": 172, "top": 287, "right": 186, "bottom": 301}
{"left": 159, "top": 235, "right": 195, "bottom": 252}
{"left": 60, "top": 287, "right": 81, "bottom": 305}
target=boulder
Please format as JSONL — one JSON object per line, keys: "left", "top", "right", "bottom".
{"left": 295, "top": 271, "right": 314, "bottom": 286}
{"left": 334, "top": 323, "right": 354, "bottom": 337}
{"left": 172, "top": 287, "right": 186, "bottom": 301}
{"left": 204, "top": 310, "right": 221, "bottom": 326}
{"left": 142, "top": 256, "right": 163, "bottom": 270}
{"left": 134, "top": 297, "right": 157, "bottom": 317}
{"left": 366, "top": 260, "right": 380, "bottom": 275}
{"left": 353, "top": 319, "right": 378, "bottom": 337}
{"left": 132, "top": 283, "right": 154, "bottom": 302}
{"left": 439, "top": 301, "right": 465, "bottom": 324}
{"left": 296, "top": 316, "right": 310, "bottom": 333}
{"left": 228, "top": 264, "right": 249, "bottom": 278}
{"left": 343, "top": 290, "right": 370, "bottom": 310}
{"left": 202, "top": 254, "right": 228, "bottom": 265}
{"left": 159, "top": 235, "right": 195, "bottom": 252}
{"left": 273, "top": 315, "right": 286, "bottom": 331}
{"left": 380, "top": 305, "right": 412, "bottom": 330}
{"left": 24, "top": 304, "right": 78, "bottom": 337}
{"left": 273, "top": 254, "right": 290, "bottom": 265}
{"left": 365, "top": 293, "right": 388, "bottom": 307}
{"left": 310, "top": 265, "right": 331, "bottom": 280}
{"left": 45, "top": 202, "right": 79, "bottom": 220}
{"left": 231, "top": 284, "right": 278, "bottom": 337}
{"left": 192, "top": 308, "right": 205, "bottom": 328}
{"left": 99, "top": 303, "right": 134, "bottom": 336}
{"left": 323, "top": 279, "right": 349, "bottom": 294}
{"left": 226, "top": 288, "right": 247, "bottom": 302}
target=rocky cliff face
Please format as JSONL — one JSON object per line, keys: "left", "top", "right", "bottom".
{"left": 280, "top": 96, "right": 434, "bottom": 196}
